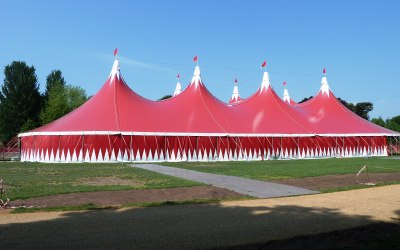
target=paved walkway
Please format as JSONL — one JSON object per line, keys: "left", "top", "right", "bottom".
{"left": 132, "top": 164, "right": 318, "bottom": 198}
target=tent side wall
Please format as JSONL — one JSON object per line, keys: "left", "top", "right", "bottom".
{"left": 20, "top": 134, "right": 388, "bottom": 163}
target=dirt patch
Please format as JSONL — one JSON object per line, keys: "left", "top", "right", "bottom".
{"left": 274, "top": 172, "right": 400, "bottom": 190}
{"left": 10, "top": 186, "right": 243, "bottom": 208}
{"left": 76, "top": 176, "right": 144, "bottom": 187}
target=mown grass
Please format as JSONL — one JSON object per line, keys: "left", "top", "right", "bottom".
{"left": 0, "top": 162, "right": 202, "bottom": 200}
{"left": 162, "top": 157, "right": 400, "bottom": 181}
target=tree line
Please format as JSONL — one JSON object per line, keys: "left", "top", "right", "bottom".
{"left": 0, "top": 61, "right": 87, "bottom": 145}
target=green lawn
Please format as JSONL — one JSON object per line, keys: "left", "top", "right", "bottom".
{"left": 1, "top": 157, "right": 399, "bottom": 201}
{"left": 0, "top": 162, "right": 201, "bottom": 200}
{"left": 162, "top": 157, "right": 400, "bottom": 181}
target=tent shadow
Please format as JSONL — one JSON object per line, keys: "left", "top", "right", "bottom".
{"left": 0, "top": 203, "right": 399, "bottom": 249}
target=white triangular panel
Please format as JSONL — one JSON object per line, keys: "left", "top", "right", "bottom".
{"left": 123, "top": 149, "right": 129, "bottom": 162}
{"left": 97, "top": 148, "right": 104, "bottom": 162}
{"left": 49, "top": 149, "right": 54, "bottom": 162}
{"left": 203, "top": 149, "right": 208, "bottom": 161}
{"left": 104, "top": 148, "right": 110, "bottom": 162}
{"left": 142, "top": 149, "right": 147, "bottom": 162}
{"left": 84, "top": 149, "right": 91, "bottom": 162}
{"left": 72, "top": 149, "right": 78, "bottom": 162}
{"left": 66, "top": 149, "right": 71, "bottom": 162}
{"left": 135, "top": 149, "right": 141, "bottom": 161}
{"left": 129, "top": 149, "right": 134, "bottom": 161}
{"left": 117, "top": 149, "right": 123, "bottom": 162}
{"left": 110, "top": 148, "right": 116, "bottom": 162}
{"left": 40, "top": 149, "right": 45, "bottom": 162}
{"left": 238, "top": 149, "right": 243, "bottom": 160}
{"left": 160, "top": 150, "right": 165, "bottom": 161}
{"left": 90, "top": 149, "right": 97, "bottom": 162}
{"left": 147, "top": 149, "right": 153, "bottom": 161}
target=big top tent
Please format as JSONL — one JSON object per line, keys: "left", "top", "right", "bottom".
{"left": 18, "top": 58, "right": 400, "bottom": 163}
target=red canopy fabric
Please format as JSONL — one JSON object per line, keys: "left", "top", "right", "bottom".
{"left": 21, "top": 60, "right": 398, "bottom": 137}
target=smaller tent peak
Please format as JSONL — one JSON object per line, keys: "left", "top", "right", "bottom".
{"left": 259, "top": 71, "right": 271, "bottom": 93}
{"left": 229, "top": 85, "right": 242, "bottom": 103}
{"left": 173, "top": 81, "right": 182, "bottom": 96}
{"left": 320, "top": 76, "right": 330, "bottom": 96}
{"left": 109, "top": 59, "right": 121, "bottom": 82}
{"left": 190, "top": 65, "right": 202, "bottom": 87}
{"left": 283, "top": 88, "right": 291, "bottom": 103}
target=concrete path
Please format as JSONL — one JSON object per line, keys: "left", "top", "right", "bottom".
{"left": 132, "top": 164, "right": 318, "bottom": 198}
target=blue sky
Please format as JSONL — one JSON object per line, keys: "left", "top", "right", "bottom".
{"left": 1, "top": 0, "right": 399, "bottom": 118}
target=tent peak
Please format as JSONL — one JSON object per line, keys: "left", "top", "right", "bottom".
{"left": 259, "top": 71, "right": 271, "bottom": 93}
{"left": 320, "top": 76, "right": 330, "bottom": 96}
{"left": 173, "top": 81, "right": 182, "bottom": 96}
{"left": 190, "top": 65, "right": 202, "bottom": 87}
{"left": 229, "top": 84, "right": 242, "bottom": 103}
{"left": 109, "top": 59, "right": 120, "bottom": 82}
{"left": 283, "top": 88, "right": 291, "bottom": 103}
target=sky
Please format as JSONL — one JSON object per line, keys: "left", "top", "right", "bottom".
{"left": 1, "top": 0, "right": 399, "bottom": 119}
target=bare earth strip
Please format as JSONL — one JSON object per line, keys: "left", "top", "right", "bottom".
{"left": 274, "top": 172, "right": 400, "bottom": 190}
{"left": 0, "top": 185, "right": 399, "bottom": 249}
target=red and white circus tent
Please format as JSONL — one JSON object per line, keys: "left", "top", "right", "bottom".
{"left": 19, "top": 59, "right": 399, "bottom": 162}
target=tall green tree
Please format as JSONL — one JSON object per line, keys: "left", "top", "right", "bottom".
{"left": 44, "top": 70, "right": 66, "bottom": 101}
{"left": 371, "top": 117, "right": 386, "bottom": 127}
{"left": 66, "top": 85, "right": 87, "bottom": 110}
{"left": 40, "top": 83, "right": 69, "bottom": 124}
{"left": 0, "top": 61, "right": 42, "bottom": 144}
{"left": 386, "top": 115, "right": 400, "bottom": 132}
{"left": 354, "top": 102, "right": 373, "bottom": 120}
{"left": 40, "top": 82, "right": 87, "bottom": 125}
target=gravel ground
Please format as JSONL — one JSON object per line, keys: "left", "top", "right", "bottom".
{"left": 0, "top": 185, "right": 399, "bottom": 249}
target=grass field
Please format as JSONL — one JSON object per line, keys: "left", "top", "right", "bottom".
{"left": 0, "top": 157, "right": 399, "bottom": 200}
{"left": 0, "top": 162, "right": 201, "bottom": 200}
{"left": 162, "top": 157, "right": 400, "bottom": 181}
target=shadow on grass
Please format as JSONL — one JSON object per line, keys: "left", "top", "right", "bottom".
{"left": 0, "top": 204, "right": 399, "bottom": 249}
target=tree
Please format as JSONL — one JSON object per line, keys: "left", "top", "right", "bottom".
{"left": 40, "top": 81, "right": 87, "bottom": 125}
{"left": 337, "top": 98, "right": 356, "bottom": 112}
{"left": 66, "top": 85, "right": 87, "bottom": 110}
{"left": 40, "top": 83, "right": 69, "bottom": 124}
{"left": 385, "top": 115, "right": 400, "bottom": 132}
{"left": 44, "top": 70, "right": 66, "bottom": 101}
{"left": 353, "top": 102, "right": 373, "bottom": 120}
{"left": 159, "top": 95, "right": 172, "bottom": 101}
{"left": 298, "top": 96, "right": 313, "bottom": 104}
{"left": 0, "top": 61, "right": 42, "bottom": 144}
{"left": 371, "top": 117, "right": 386, "bottom": 127}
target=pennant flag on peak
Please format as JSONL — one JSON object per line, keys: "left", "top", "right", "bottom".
{"left": 261, "top": 60, "right": 267, "bottom": 68}
{"left": 193, "top": 55, "right": 198, "bottom": 63}
{"left": 283, "top": 81, "right": 286, "bottom": 86}
{"left": 323, "top": 68, "right": 326, "bottom": 75}
{"left": 234, "top": 78, "right": 238, "bottom": 84}
{"left": 114, "top": 48, "right": 118, "bottom": 56}
{"left": 177, "top": 73, "right": 180, "bottom": 79}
